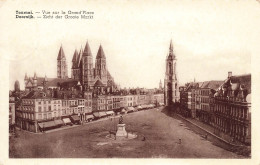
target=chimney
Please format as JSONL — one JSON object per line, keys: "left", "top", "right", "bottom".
{"left": 228, "top": 71, "right": 232, "bottom": 78}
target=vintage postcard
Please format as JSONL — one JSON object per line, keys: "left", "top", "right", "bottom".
{"left": 1, "top": 0, "right": 260, "bottom": 164}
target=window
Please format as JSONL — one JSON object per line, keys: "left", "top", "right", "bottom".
{"left": 44, "top": 107, "right": 46, "bottom": 112}
{"left": 49, "top": 106, "right": 51, "bottom": 111}
{"left": 38, "top": 107, "right": 42, "bottom": 112}
{"left": 48, "top": 113, "right": 52, "bottom": 119}
{"left": 38, "top": 114, "right": 42, "bottom": 120}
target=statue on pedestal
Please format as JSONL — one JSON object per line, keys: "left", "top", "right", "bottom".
{"left": 119, "top": 116, "right": 124, "bottom": 124}
{"left": 116, "top": 115, "right": 127, "bottom": 138}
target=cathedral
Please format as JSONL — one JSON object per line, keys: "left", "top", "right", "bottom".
{"left": 25, "top": 41, "right": 117, "bottom": 94}
{"left": 69, "top": 42, "right": 115, "bottom": 90}
{"left": 164, "top": 40, "right": 179, "bottom": 106}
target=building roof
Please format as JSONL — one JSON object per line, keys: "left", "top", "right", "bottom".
{"left": 96, "top": 45, "right": 106, "bottom": 59}
{"left": 200, "top": 81, "right": 224, "bottom": 90}
{"left": 83, "top": 41, "right": 92, "bottom": 56}
{"left": 36, "top": 77, "right": 75, "bottom": 87}
{"left": 57, "top": 46, "right": 66, "bottom": 60}
{"left": 23, "top": 91, "right": 51, "bottom": 99}
{"left": 59, "top": 80, "right": 80, "bottom": 89}
{"left": 230, "top": 74, "right": 251, "bottom": 94}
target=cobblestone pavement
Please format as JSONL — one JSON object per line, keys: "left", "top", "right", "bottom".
{"left": 9, "top": 108, "right": 245, "bottom": 158}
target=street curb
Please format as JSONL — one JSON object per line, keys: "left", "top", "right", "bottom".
{"left": 176, "top": 114, "right": 244, "bottom": 147}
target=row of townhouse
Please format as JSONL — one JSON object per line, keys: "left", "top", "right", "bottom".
{"left": 180, "top": 81, "right": 223, "bottom": 121}
{"left": 92, "top": 93, "right": 164, "bottom": 112}
{"left": 179, "top": 72, "right": 251, "bottom": 144}
{"left": 16, "top": 91, "right": 92, "bottom": 133}
{"left": 16, "top": 89, "right": 164, "bottom": 133}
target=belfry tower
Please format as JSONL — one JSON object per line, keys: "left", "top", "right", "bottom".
{"left": 164, "top": 40, "right": 179, "bottom": 106}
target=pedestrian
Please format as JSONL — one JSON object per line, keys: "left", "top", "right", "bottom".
{"left": 179, "top": 138, "right": 182, "bottom": 144}
{"left": 142, "top": 136, "right": 146, "bottom": 141}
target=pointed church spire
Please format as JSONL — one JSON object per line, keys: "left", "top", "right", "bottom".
{"left": 77, "top": 48, "right": 82, "bottom": 67}
{"left": 72, "top": 49, "right": 78, "bottom": 62}
{"left": 169, "top": 39, "right": 173, "bottom": 51}
{"left": 83, "top": 41, "right": 92, "bottom": 56}
{"left": 57, "top": 45, "right": 66, "bottom": 60}
{"left": 24, "top": 73, "right": 28, "bottom": 80}
{"left": 72, "top": 49, "right": 79, "bottom": 69}
{"left": 33, "top": 72, "right": 37, "bottom": 79}
{"left": 96, "top": 44, "right": 106, "bottom": 59}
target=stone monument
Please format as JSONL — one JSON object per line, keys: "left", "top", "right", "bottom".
{"left": 116, "top": 116, "right": 127, "bottom": 138}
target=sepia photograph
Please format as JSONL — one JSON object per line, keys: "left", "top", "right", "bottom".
{"left": 1, "top": 0, "right": 260, "bottom": 164}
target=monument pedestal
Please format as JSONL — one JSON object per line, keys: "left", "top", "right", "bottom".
{"left": 116, "top": 124, "right": 127, "bottom": 138}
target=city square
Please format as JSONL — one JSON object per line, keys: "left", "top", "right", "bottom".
{"left": 9, "top": 108, "right": 244, "bottom": 158}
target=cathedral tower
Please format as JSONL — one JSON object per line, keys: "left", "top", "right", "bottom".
{"left": 94, "top": 45, "right": 107, "bottom": 86}
{"left": 57, "top": 45, "right": 68, "bottom": 79}
{"left": 82, "top": 41, "right": 94, "bottom": 89}
{"left": 164, "top": 40, "right": 179, "bottom": 106}
{"left": 71, "top": 49, "right": 79, "bottom": 80}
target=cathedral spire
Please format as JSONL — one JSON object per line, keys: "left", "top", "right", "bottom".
{"left": 83, "top": 41, "right": 92, "bottom": 56}
{"left": 72, "top": 49, "right": 78, "bottom": 69}
{"left": 72, "top": 49, "right": 78, "bottom": 62}
{"left": 96, "top": 45, "right": 106, "bottom": 59}
{"left": 57, "top": 45, "right": 66, "bottom": 60}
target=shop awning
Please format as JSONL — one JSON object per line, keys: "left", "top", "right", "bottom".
{"left": 137, "top": 106, "right": 142, "bottom": 110}
{"left": 106, "top": 111, "right": 114, "bottom": 115}
{"left": 99, "top": 112, "right": 107, "bottom": 117}
{"left": 63, "top": 118, "right": 72, "bottom": 124}
{"left": 54, "top": 120, "right": 64, "bottom": 126}
{"left": 142, "top": 105, "right": 147, "bottom": 109}
{"left": 86, "top": 114, "right": 94, "bottom": 119}
{"left": 71, "top": 115, "right": 80, "bottom": 121}
{"left": 93, "top": 112, "right": 100, "bottom": 118}
{"left": 38, "top": 121, "right": 56, "bottom": 128}
{"left": 127, "top": 107, "right": 135, "bottom": 112}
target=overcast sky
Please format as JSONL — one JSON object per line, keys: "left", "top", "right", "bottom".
{"left": 2, "top": 0, "right": 259, "bottom": 90}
